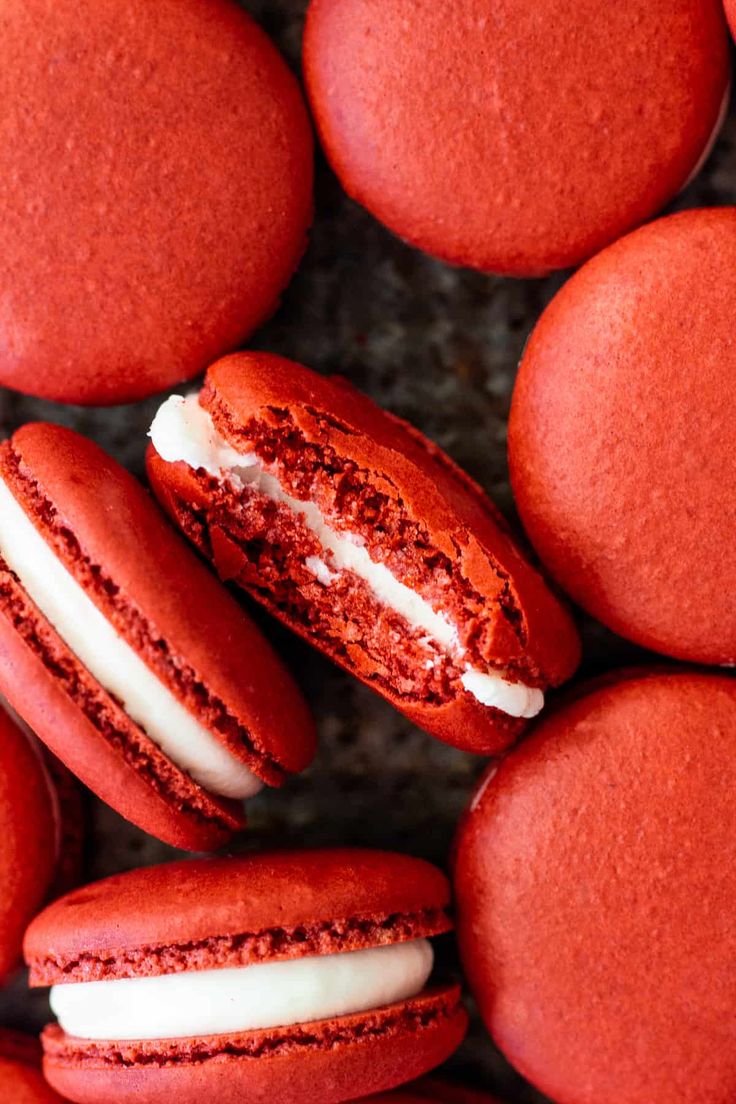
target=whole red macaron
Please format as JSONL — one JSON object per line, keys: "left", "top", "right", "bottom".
{"left": 0, "top": 423, "right": 315, "bottom": 851}
{"left": 0, "top": 0, "right": 313, "bottom": 405}
{"left": 0, "top": 1030, "right": 67, "bottom": 1104}
{"left": 0, "top": 705, "right": 78, "bottom": 983}
{"left": 454, "top": 669, "right": 736, "bottom": 1104}
{"left": 25, "top": 850, "right": 468, "bottom": 1104}
{"left": 303, "top": 0, "right": 729, "bottom": 276}
{"left": 509, "top": 207, "right": 736, "bottom": 664}
{"left": 146, "top": 351, "right": 580, "bottom": 755}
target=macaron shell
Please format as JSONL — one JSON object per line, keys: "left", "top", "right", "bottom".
{"left": 0, "top": 0, "right": 313, "bottom": 404}
{"left": 0, "top": 1057, "right": 68, "bottom": 1104}
{"left": 25, "top": 850, "right": 451, "bottom": 981}
{"left": 304, "top": 0, "right": 728, "bottom": 275}
{"left": 147, "top": 353, "right": 579, "bottom": 755}
{"left": 0, "top": 600, "right": 241, "bottom": 851}
{"left": 509, "top": 207, "right": 736, "bottom": 664}
{"left": 454, "top": 671, "right": 736, "bottom": 1104}
{"left": 41, "top": 988, "right": 468, "bottom": 1104}
{"left": 6, "top": 423, "right": 315, "bottom": 777}
{"left": 0, "top": 706, "right": 57, "bottom": 982}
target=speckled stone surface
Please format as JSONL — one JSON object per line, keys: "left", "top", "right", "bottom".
{"left": 0, "top": 4, "right": 733, "bottom": 1101}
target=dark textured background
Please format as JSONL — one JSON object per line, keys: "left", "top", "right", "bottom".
{"left": 0, "top": 3, "right": 733, "bottom": 1100}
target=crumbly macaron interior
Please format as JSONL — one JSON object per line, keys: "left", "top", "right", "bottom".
{"left": 49, "top": 939, "right": 433, "bottom": 1041}
{"left": 149, "top": 395, "right": 543, "bottom": 720}
{"left": 0, "top": 475, "right": 262, "bottom": 801}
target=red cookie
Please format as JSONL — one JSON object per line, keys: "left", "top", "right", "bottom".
{"left": 0, "top": 0, "right": 313, "bottom": 405}
{"left": 146, "top": 352, "right": 580, "bottom": 755}
{"left": 25, "top": 849, "right": 468, "bottom": 1104}
{"left": 0, "top": 423, "right": 315, "bottom": 851}
{"left": 0, "top": 1046, "right": 67, "bottom": 1104}
{"left": 509, "top": 207, "right": 736, "bottom": 664}
{"left": 0, "top": 706, "right": 72, "bottom": 983}
{"left": 454, "top": 670, "right": 736, "bottom": 1104}
{"left": 303, "top": 0, "right": 729, "bottom": 276}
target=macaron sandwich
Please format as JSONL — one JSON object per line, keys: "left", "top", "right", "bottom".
{"left": 25, "top": 850, "right": 467, "bottom": 1104}
{"left": 0, "top": 423, "right": 315, "bottom": 851}
{"left": 147, "top": 352, "right": 580, "bottom": 755}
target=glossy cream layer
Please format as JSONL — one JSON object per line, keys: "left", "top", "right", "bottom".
{"left": 50, "top": 938, "right": 434, "bottom": 1041}
{"left": 0, "top": 476, "right": 262, "bottom": 800}
{"left": 150, "top": 396, "right": 543, "bottom": 720}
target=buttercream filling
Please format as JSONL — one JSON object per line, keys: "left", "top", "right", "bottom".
{"left": 0, "top": 476, "right": 262, "bottom": 800}
{"left": 149, "top": 396, "right": 543, "bottom": 720}
{"left": 49, "top": 938, "right": 434, "bottom": 1041}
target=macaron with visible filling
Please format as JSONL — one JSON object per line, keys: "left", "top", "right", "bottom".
{"left": 509, "top": 207, "right": 736, "bottom": 664}
{"left": 0, "top": 705, "right": 79, "bottom": 983}
{"left": 303, "top": 0, "right": 729, "bottom": 276}
{"left": 0, "top": 0, "right": 313, "bottom": 405}
{"left": 0, "top": 423, "right": 315, "bottom": 851}
{"left": 454, "top": 670, "right": 736, "bottom": 1104}
{"left": 146, "top": 352, "right": 580, "bottom": 755}
{"left": 25, "top": 850, "right": 468, "bottom": 1104}
{"left": 0, "top": 1030, "right": 67, "bottom": 1104}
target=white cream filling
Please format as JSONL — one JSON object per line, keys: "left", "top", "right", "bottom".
{"left": 50, "top": 938, "right": 434, "bottom": 1041}
{"left": 0, "top": 476, "right": 262, "bottom": 800}
{"left": 150, "top": 396, "right": 543, "bottom": 720}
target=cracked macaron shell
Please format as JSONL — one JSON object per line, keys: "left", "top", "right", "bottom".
{"left": 147, "top": 351, "right": 580, "bottom": 755}
{"left": 0, "top": 423, "right": 315, "bottom": 851}
{"left": 0, "top": 0, "right": 313, "bottom": 405}
{"left": 26, "top": 851, "right": 466, "bottom": 1104}
{"left": 0, "top": 707, "right": 58, "bottom": 983}
{"left": 454, "top": 669, "right": 736, "bottom": 1104}
{"left": 304, "top": 0, "right": 729, "bottom": 276}
{"left": 509, "top": 207, "right": 736, "bottom": 665}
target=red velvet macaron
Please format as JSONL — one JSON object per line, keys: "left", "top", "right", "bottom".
{"left": 0, "top": 423, "right": 315, "bottom": 851}
{"left": 303, "top": 0, "right": 729, "bottom": 277}
{"left": 0, "top": 1030, "right": 67, "bottom": 1104}
{"left": 25, "top": 850, "right": 467, "bottom": 1104}
{"left": 454, "top": 669, "right": 736, "bottom": 1104}
{"left": 0, "top": 0, "right": 313, "bottom": 405}
{"left": 146, "top": 352, "right": 580, "bottom": 755}
{"left": 509, "top": 207, "right": 736, "bottom": 664}
{"left": 0, "top": 705, "right": 79, "bottom": 984}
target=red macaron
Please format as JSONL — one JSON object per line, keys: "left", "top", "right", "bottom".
{"left": 0, "top": 705, "right": 80, "bottom": 984}
{"left": 509, "top": 207, "right": 736, "bottom": 664}
{"left": 454, "top": 669, "right": 736, "bottom": 1104}
{"left": 0, "top": 423, "right": 315, "bottom": 851}
{"left": 0, "top": 1030, "right": 66, "bottom": 1104}
{"left": 25, "top": 849, "right": 467, "bottom": 1104}
{"left": 146, "top": 351, "right": 580, "bottom": 755}
{"left": 303, "top": 0, "right": 729, "bottom": 277}
{"left": 0, "top": 0, "right": 313, "bottom": 405}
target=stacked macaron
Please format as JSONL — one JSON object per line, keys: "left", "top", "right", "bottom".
{"left": 0, "top": 0, "right": 734, "bottom": 1102}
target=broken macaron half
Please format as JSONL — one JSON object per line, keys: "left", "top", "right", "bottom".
{"left": 147, "top": 352, "right": 580, "bottom": 754}
{"left": 0, "top": 423, "right": 315, "bottom": 851}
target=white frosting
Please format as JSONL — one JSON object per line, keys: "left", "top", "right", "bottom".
{"left": 50, "top": 938, "right": 434, "bottom": 1041}
{"left": 150, "top": 396, "right": 543, "bottom": 719}
{"left": 0, "top": 476, "right": 262, "bottom": 800}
